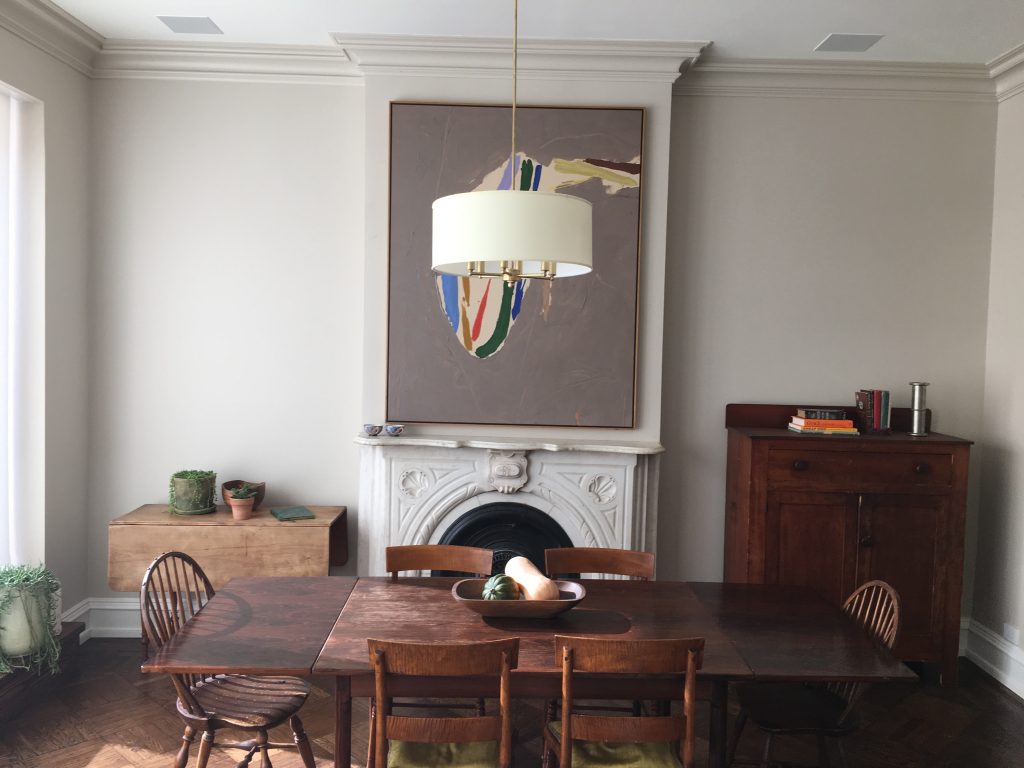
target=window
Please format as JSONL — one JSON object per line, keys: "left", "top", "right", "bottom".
{"left": 1, "top": 83, "right": 44, "bottom": 567}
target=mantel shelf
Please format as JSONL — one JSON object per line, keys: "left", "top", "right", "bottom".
{"left": 354, "top": 434, "right": 665, "bottom": 455}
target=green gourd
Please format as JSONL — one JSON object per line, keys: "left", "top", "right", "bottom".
{"left": 482, "top": 574, "right": 520, "bottom": 601}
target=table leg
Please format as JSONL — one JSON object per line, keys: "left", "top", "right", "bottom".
{"left": 334, "top": 676, "right": 351, "bottom": 768}
{"left": 709, "top": 681, "right": 728, "bottom": 768}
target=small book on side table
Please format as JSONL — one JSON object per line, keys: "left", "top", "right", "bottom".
{"left": 271, "top": 506, "right": 315, "bottom": 521}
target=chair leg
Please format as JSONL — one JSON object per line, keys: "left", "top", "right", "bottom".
{"left": 196, "top": 730, "right": 214, "bottom": 768}
{"left": 727, "top": 709, "right": 747, "bottom": 767}
{"left": 366, "top": 700, "right": 376, "bottom": 768}
{"left": 291, "top": 715, "right": 317, "bottom": 768}
{"left": 759, "top": 732, "right": 774, "bottom": 768}
{"left": 257, "top": 730, "right": 273, "bottom": 768}
{"left": 175, "top": 726, "right": 196, "bottom": 768}
{"left": 835, "top": 737, "right": 849, "bottom": 768}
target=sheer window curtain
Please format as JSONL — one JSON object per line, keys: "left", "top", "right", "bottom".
{"left": 1, "top": 86, "right": 45, "bottom": 567}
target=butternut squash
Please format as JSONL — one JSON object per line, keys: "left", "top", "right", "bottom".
{"left": 505, "top": 556, "right": 560, "bottom": 600}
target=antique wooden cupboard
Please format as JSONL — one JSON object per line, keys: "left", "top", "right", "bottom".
{"left": 724, "top": 404, "right": 971, "bottom": 684}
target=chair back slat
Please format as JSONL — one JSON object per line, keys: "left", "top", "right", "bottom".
{"left": 385, "top": 544, "right": 493, "bottom": 580}
{"left": 545, "top": 547, "right": 655, "bottom": 580}
{"left": 385, "top": 715, "right": 501, "bottom": 743}
{"left": 828, "top": 580, "right": 902, "bottom": 716}
{"left": 555, "top": 635, "right": 704, "bottom": 768}
{"left": 140, "top": 551, "right": 216, "bottom": 713}
{"left": 369, "top": 637, "right": 519, "bottom": 768}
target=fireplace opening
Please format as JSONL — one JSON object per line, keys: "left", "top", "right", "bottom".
{"left": 436, "top": 502, "right": 574, "bottom": 576}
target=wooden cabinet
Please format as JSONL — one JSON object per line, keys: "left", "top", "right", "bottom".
{"left": 724, "top": 404, "right": 971, "bottom": 684}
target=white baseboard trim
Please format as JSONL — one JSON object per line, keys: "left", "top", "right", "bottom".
{"left": 965, "top": 618, "right": 1024, "bottom": 699}
{"left": 62, "top": 596, "right": 139, "bottom": 642}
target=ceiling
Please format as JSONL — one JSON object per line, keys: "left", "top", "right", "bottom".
{"left": 46, "top": 0, "right": 1024, "bottom": 66}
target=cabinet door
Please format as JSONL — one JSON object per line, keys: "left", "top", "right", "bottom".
{"left": 765, "top": 491, "right": 859, "bottom": 606}
{"left": 858, "top": 493, "right": 947, "bottom": 660}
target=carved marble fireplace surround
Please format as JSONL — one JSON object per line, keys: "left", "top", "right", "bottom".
{"left": 356, "top": 435, "right": 664, "bottom": 576}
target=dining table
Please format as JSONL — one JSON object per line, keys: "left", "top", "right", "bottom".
{"left": 142, "top": 576, "right": 916, "bottom": 768}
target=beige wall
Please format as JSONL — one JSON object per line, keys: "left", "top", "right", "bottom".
{"left": 659, "top": 91, "right": 996, "bottom": 582}
{"left": 0, "top": 28, "right": 92, "bottom": 607}
{"left": 974, "top": 91, "right": 1024, "bottom": 645}
{"left": 87, "top": 79, "right": 365, "bottom": 596}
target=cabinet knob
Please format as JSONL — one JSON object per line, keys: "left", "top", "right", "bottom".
{"left": 859, "top": 535, "right": 875, "bottom": 548}
{"left": 792, "top": 460, "right": 809, "bottom": 471}
{"left": 915, "top": 463, "right": 931, "bottom": 475}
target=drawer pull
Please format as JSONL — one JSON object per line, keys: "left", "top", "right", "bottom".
{"left": 915, "top": 463, "right": 931, "bottom": 475}
{"left": 792, "top": 460, "right": 809, "bottom": 471}
{"left": 859, "top": 535, "right": 875, "bottom": 548}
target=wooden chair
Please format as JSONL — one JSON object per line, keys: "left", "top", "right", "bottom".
{"left": 544, "top": 547, "right": 655, "bottom": 581}
{"left": 542, "top": 635, "right": 705, "bottom": 768}
{"left": 727, "top": 580, "right": 902, "bottom": 768}
{"left": 368, "top": 637, "right": 519, "bottom": 768}
{"left": 386, "top": 544, "right": 494, "bottom": 580}
{"left": 140, "top": 551, "right": 316, "bottom": 768}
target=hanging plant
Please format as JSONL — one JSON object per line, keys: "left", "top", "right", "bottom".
{"left": 0, "top": 564, "right": 61, "bottom": 675}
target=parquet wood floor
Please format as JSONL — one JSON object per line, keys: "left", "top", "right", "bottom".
{"left": 0, "top": 639, "right": 1021, "bottom": 767}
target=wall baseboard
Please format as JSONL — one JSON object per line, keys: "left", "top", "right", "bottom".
{"left": 964, "top": 618, "right": 1024, "bottom": 699}
{"left": 63, "top": 596, "right": 139, "bottom": 642}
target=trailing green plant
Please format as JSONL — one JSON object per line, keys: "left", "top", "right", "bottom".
{"left": 228, "top": 482, "right": 258, "bottom": 500}
{"left": 168, "top": 469, "right": 217, "bottom": 513}
{"left": 0, "top": 564, "right": 61, "bottom": 675}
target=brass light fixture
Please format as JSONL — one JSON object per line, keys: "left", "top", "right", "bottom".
{"left": 431, "top": 0, "right": 594, "bottom": 285}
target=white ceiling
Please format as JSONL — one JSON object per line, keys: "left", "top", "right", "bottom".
{"left": 47, "top": 0, "right": 1024, "bottom": 65}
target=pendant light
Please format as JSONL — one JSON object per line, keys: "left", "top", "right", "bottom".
{"left": 431, "top": 0, "right": 594, "bottom": 284}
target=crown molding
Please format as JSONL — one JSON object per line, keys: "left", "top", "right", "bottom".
{"left": 0, "top": 0, "right": 101, "bottom": 76}
{"left": 331, "top": 34, "right": 709, "bottom": 83}
{"left": 989, "top": 42, "right": 1024, "bottom": 103}
{"left": 676, "top": 58, "right": 996, "bottom": 102}
{"left": 92, "top": 41, "right": 361, "bottom": 83}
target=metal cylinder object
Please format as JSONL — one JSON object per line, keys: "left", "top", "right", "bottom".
{"left": 909, "top": 381, "right": 930, "bottom": 436}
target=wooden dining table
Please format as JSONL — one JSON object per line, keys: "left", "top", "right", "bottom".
{"left": 142, "top": 576, "right": 915, "bottom": 768}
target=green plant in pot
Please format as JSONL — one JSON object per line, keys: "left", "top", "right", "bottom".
{"left": 225, "top": 482, "right": 258, "bottom": 521}
{"left": 0, "top": 564, "right": 61, "bottom": 675}
{"left": 169, "top": 469, "right": 217, "bottom": 515}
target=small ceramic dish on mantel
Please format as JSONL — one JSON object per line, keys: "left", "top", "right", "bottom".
{"left": 451, "top": 578, "right": 585, "bottom": 618}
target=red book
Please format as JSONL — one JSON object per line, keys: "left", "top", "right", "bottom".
{"left": 872, "top": 389, "right": 882, "bottom": 431}
{"left": 791, "top": 417, "right": 856, "bottom": 429}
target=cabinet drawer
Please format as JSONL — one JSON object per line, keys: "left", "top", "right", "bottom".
{"left": 767, "top": 449, "right": 952, "bottom": 488}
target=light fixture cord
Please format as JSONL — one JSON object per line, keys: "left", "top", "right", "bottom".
{"left": 511, "top": 0, "right": 518, "bottom": 191}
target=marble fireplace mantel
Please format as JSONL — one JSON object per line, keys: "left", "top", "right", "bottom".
{"left": 356, "top": 435, "right": 664, "bottom": 576}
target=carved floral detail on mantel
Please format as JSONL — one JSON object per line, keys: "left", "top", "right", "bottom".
{"left": 586, "top": 474, "right": 618, "bottom": 504}
{"left": 398, "top": 469, "right": 430, "bottom": 498}
{"left": 487, "top": 450, "right": 528, "bottom": 494}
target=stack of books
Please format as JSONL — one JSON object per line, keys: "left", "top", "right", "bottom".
{"left": 788, "top": 406, "right": 860, "bottom": 435}
{"left": 854, "top": 389, "right": 892, "bottom": 434}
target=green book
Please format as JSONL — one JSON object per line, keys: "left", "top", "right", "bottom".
{"left": 271, "top": 505, "right": 315, "bottom": 522}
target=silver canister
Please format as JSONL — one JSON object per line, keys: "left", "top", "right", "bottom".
{"left": 909, "top": 381, "right": 930, "bottom": 436}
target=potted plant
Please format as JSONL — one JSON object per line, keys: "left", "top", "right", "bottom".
{"left": 221, "top": 479, "right": 266, "bottom": 511}
{"left": 0, "top": 565, "right": 61, "bottom": 675}
{"left": 169, "top": 469, "right": 217, "bottom": 515}
{"left": 225, "top": 482, "right": 259, "bottom": 521}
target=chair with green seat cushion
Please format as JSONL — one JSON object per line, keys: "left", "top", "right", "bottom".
{"left": 542, "top": 635, "right": 705, "bottom": 768}
{"left": 368, "top": 636, "right": 519, "bottom": 768}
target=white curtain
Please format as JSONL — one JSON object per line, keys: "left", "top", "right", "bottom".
{"left": 1, "top": 87, "right": 44, "bottom": 567}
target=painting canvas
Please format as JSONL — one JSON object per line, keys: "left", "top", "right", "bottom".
{"left": 387, "top": 102, "right": 643, "bottom": 428}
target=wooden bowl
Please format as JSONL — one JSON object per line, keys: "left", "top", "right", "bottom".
{"left": 451, "top": 579, "right": 585, "bottom": 618}
{"left": 221, "top": 480, "right": 266, "bottom": 511}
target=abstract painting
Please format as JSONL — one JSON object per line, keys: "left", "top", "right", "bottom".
{"left": 387, "top": 102, "right": 643, "bottom": 428}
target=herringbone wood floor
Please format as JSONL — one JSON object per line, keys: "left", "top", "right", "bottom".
{"left": 0, "top": 639, "right": 1022, "bottom": 767}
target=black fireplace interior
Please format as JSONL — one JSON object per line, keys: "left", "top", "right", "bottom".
{"left": 436, "top": 502, "right": 574, "bottom": 576}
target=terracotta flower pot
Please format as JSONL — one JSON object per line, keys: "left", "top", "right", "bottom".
{"left": 227, "top": 496, "right": 255, "bottom": 521}
{"left": 221, "top": 480, "right": 266, "bottom": 510}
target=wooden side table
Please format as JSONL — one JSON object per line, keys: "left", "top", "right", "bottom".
{"left": 108, "top": 504, "right": 348, "bottom": 591}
